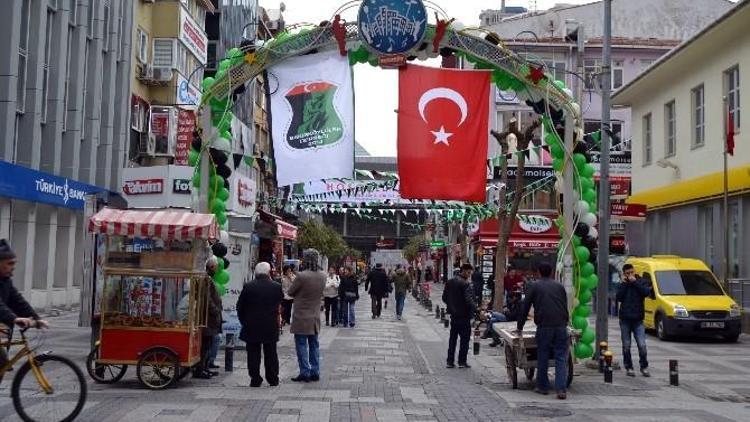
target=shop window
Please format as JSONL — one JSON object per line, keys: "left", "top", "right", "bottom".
{"left": 664, "top": 100, "right": 676, "bottom": 157}
{"left": 691, "top": 84, "right": 705, "bottom": 148}
{"left": 724, "top": 65, "right": 740, "bottom": 131}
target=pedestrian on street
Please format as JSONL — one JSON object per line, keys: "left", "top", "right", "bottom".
{"left": 288, "top": 249, "right": 326, "bottom": 382}
{"left": 280, "top": 265, "right": 295, "bottom": 326}
{"left": 517, "top": 263, "right": 569, "bottom": 400}
{"left": 471, "top": 268, "right": 485, "bottom": 306}
{"left": 324, "top": 266, "right": 340, "bottom": 327}
{"left": 425, "top": 266, "right": 435, "bottom": 284}
{"left": 338, "top": 266, "right": 359, "bottom": 328}
{"left": 481, "top": 289, "right": 522, "bottom": 347}
{"left": 616, "top": 263, "right": 652, "bottom": 377}
{"left": 442, "top": 264, "right": 477, "bottom": 369}
{"left": 391, "top": 264, "right": 412, "bottom": 320}
{"left": 366, "top": 263, "right": 389, "bottom": 319}
{"left": 237, "top": 262, "right": 284, "bottom": 387}
{"left": 195, "top": 258, "right": 223, "bottom": 379}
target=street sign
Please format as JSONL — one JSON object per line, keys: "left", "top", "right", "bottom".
{"left": 430, "top": 241, "right": 446, "bottom": 247}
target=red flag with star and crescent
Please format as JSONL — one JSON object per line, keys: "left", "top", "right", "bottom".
{"left": 397, "top": 65, "right": 492, "bottom": 201}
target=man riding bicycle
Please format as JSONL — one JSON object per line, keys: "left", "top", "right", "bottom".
{"left": 0, "top": 240, "right": 48, "bottom": 346}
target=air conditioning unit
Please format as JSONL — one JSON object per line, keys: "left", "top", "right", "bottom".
{"left": 138, "top": 132, "right": 156, "bottom": 156}
{"left": 152, "top": 67, "right": 173, "bottom": 82}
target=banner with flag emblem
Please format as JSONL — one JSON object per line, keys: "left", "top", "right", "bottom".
{"left": 270, "top": 51, "right": 354, "bottom": 186}
{"left": 397, "top": 65, "right": 491, "bottom": 201}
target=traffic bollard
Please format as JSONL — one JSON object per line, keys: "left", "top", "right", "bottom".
{"left": 224, "top": 333, "right": 235, "bottom": 372}
{"left": 435, "top": 305, "right": 440, "bottom": 319}
{"left": 440, "top": 308, "right": 446, "bottom": 322}
{"left": 669, "top": 359, "right": 679, "bottom": 386}
{"left": 443, "top": 318, "right": 449, "bottom": 328}
{"left": 598, "top": 341, "right": 609, "bottom": 373}
{"left": 603, "top": 351, "right": 613, "bottom": 383}
{"left": 473, "top": 326, "right": 481, "bottom": 355}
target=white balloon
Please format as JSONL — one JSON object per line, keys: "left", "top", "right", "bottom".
{"left": 562, "top": 88, "right": 573, "bottom": 98}
{"left": 213, "top": 136, "right": 232, "bottom": 152}
{"left": 220, "top": 230, "right": 230, "bottom": 244}
{"left": 575, "top": 200, "right": 590, "bottom": 216}
{"left": 570, "top": 102, "right": 581, "bottom": 116}
{"left": 588, "top": 226, "right": 599, "bottom": 239}
{"left": 451, "top": 20, "right": 466, "bottom": 31}
{"left": 582, "top": 212, "right": 597, "bottom": 227}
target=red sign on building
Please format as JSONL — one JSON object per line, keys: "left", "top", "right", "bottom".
{"left": 175, "top": 110, "right": 195, "bottom": 166}
{"left": 610, "top": 202, "right": 647, "bottom": 221}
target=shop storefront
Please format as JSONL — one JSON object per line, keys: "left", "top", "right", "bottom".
{"left": 255, "top": 210, "right": 298, "bottom": 271}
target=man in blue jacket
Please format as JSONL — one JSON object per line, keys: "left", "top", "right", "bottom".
{"left": 616, "top": 264, "right": 652, "bottom": 377}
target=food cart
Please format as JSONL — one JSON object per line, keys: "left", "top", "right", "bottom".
{"left": 85, "top": 208, "right": 218, "bottom": 390}
{"left": 493, "top": 321, "right": 576, "bottom": 389}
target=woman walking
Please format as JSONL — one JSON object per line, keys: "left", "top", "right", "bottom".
{"left": 323, "top": 266, "right": 340, "bottom": 327}
{"left": 338, "top": 266, "right": 359, "bottom": 328}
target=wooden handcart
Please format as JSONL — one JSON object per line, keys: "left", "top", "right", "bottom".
{"left": 85, "top": 208, "right": 219, "bottom": 390}
{"left": 493, "top": 321, "right": 575, "bottom": 389}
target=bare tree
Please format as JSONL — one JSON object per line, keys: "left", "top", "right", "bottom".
{"left": 491, "top": 118, "right": 541, "bottom": 311}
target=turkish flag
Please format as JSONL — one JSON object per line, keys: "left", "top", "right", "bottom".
{"left": 397, "top": 65, "right": 491, "bottom": 201}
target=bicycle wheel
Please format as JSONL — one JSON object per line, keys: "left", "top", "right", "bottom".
{"left": 11, "top": 354, "right": 87, "bottom": 422}
{"left": 86, "top": 346, "right": 127, "bottom": 384}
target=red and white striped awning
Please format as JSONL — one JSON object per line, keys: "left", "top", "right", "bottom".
{"left": 88, "top": 208, "right": 219, "bottom": 241}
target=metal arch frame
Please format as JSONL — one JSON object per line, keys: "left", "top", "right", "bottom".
{"left": 199, "top": 22, "right": 581, "bottom": 123}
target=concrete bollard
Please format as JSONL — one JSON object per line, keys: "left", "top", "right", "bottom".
{"left": 435, "top": 305, "right": 440, "bottom": 319}
{"left": 443, "top": 316, "right": 449, "bottom": 328}
{"left": 224, "top": 333, "right": 235, "bottom": 372}
{"left": 669, "top": 360, "right": 679, "bottom": 386}
{"left": 473, "top": 326, "right": 481, "bottom": 355}
{"left": 598, "top": 341, "right": 609, "bottom": 373}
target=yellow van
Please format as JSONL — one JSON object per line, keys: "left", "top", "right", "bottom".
{"left": 625, "top": 256, "right": 742, "bottom": 342}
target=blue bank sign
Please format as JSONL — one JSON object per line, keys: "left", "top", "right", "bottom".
{"left": 358, "top": 0, "right": 427, "bottom": 54}
{"left": 0, "top": 160, "right": 107, "bottom": 210}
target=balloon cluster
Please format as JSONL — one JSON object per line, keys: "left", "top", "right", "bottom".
{"left": 194, "top": 47, "right": 246, "bottom": 295}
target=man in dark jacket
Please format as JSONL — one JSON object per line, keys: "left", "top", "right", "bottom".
{"left": 366, "top": 264, "right": 389, "bottom": 319}
{"left": 517, "top": 263, "right": 569, "bottom": 399}
{"left": 442, "top": 264, "right": 477, "bottom": 369}
{"left": 616, "top": 263, "right": 652, "bottom": 377}
{"left": 237, "top": 262, "right": 284, "bottom": 387}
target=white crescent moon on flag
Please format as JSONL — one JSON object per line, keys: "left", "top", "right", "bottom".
{"left": 418, "top": 88, "right": 468, "bottom": 127}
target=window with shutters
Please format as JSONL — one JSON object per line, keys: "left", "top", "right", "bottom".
{"left": 136, "top": 29, "right": 148, "bottom": 63}
{"left": 152, "top": 39, "right": 176, "bottom": 68}
{"left": 103, "top": 0, "right": 110, "bottom": 52}
{"left": 664, "top": 100, "right": 676, "bottom": 157}
{"left": 41, "top": 9, "right": 55, "bottom": 124}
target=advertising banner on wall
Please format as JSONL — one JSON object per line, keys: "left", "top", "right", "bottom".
{"left": 121, "top": 166, "right": 194, "bottom": 209}
{"left": 179, "top": 7, "right": 208, "bottom": 64}
{"left": 174, "top": 109, "right": 196, "bottom": 166}
{"left": 221, "top": 233, "right": 252, "bottom": 339}
{"left": 228, "top": 173, "right": 257, "bottom": 216}
{"left": 176, "top": 74, "right": 201, "bottom": 110}
{"left": 270, "top": 51, "right": 355, "bottom": 186}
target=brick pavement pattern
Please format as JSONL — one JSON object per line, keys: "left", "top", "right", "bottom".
{"left": 0, "top": 283, "right": 748, "bottom": 421}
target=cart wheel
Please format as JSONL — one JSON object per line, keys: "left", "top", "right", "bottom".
{"left": 524, "top": 367, "right": 535, "bottom": 382}
{"left": 566, "top": 353, "right": 574, "bottom": 387}
{"left": 137, "top": 347, "right": 179, "bottom": 390}
{"left": 504, "top": 345, "right": 518, "bottom": 389}
{"left": 86, "top": 346, "right": 128, "bottom": 384}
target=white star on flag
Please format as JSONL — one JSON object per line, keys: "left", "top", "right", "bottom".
{"left": 431, "top": 126, "right": 453, "bottom": 145}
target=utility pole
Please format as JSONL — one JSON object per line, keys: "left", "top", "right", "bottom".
{"left": 595, "top": 0, "right": 612, "bottom": 356}
{"left": 722, "top": 96, "right": 730, "bottom": 287}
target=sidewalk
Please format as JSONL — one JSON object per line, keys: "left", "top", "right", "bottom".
{"left": 0, "top": 285, "right": 748, "bottom": 421}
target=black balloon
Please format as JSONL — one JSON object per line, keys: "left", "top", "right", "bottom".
{"left": 210, "top": 148, "right": 228, "bottom": 165}
{"left": 223, "top": 178, "right": 230, "bottom": 190}
{"left": 222, "top": 257, "right": 230, "bottom": 270}
{"left": 216, "top": 164, "right": 232, "bottom": 179}
{"left": 575, "top": 222, "right": 589, "bottom": 237}
{"left": 573, "top": 142, "right": 587, "bottom": 154}
{"left": 191, "top": 138, "right": 202, "bottom": 151}
{"left": 582, "top": 236, "right": 598, "bottom": 249}
{"left": 212, "top": 243, "right": 228, "bottom": 258}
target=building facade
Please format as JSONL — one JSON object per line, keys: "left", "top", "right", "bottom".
{"left": 613, "top": 1, "right": 750, "bottom": 280}
{"left": 0, "top": 0, "right": 133, "bottom": 309}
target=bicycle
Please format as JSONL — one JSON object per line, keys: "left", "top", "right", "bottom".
{"left": 0, "top": 325, "right": 87, "bottom": 422}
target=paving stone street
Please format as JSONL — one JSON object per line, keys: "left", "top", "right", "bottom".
{"left": 0, "top": 283, "right": 748, "bottom": 421}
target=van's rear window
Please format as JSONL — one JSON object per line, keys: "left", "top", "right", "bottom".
{"left": 655, "top": 270, "right": 724, "bottom": 295}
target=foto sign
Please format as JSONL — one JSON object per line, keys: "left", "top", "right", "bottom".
{"left": 358, "top": 0, "right": 427, "bottom": 54}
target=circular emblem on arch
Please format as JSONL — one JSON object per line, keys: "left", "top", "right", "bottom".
{"left": 357, "top": 0, "right": 427, "bottom": 54}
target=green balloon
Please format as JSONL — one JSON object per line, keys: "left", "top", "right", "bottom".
{"left": 368, "top": 58, "right": 378, "bottom": 66}
{"left": 581, "top": 164, "right": 595, "bottom": 178}
{"left": 216, "top": 283, "right": 226, "bottom": 296}
{"left": 219, "top": 59, "right": 232, "bottom": 72}
{"left": 550, "top": 144, "right": 564, "bottom": 159}
{"left": 578, "top": 289, "right": 592, "bottom": 304}
{"left": 211, "top": 199, "right": 226, "bottom": 215}
{"left": 574, "top": 342, "right": 594, "bottom": 359}
{"left": 580, "top": 177, "right": 594, "bottom": 191}
{"left": 192, "top": 172, "right": 201, "bottom": 188}
{"left": 572, "top": 235, "right": 581, "bottom": 247}
{"left": 216, "top": 212, "right": 227, "bottom": 226}
{"left": 201, "top": 77, "right": 215, "bottom": 92}
{"left": 580, "top": 262, "right": 595, "bottom": 277}
{"left": 552, "top": 158, "right": 564, "bottom": 172}
{"left": 215, "top": 70, "right": 226, "bottom": 81}
{"left": 209, "top": 174, "right": 225, "bottom": 190}
{"left": 188, "top": 149, "right": 200, "bottom": 167}
{"left": 573, "top": 153, "right": 587, "bottom": 170}
{"left": 580, "top": 327, "right": 596, "bottom": 344}
{"left": 585, "top": 274, "right": 600, "bottom": 290}
{"left": 575, "top": 246, "right": 591, "bottom": 262}
{"left": 583, "top": 189, "right": 597, "bottom": 204}
{"left": 544, "top": 133, "right": 561, "bottom": 147}
{"left": 573, "top": 304, "right": 592, "bottom": 318}
{"left": 214, "top": 270, "right": 230, "bottom": 285}
{"left": 216, "top": 257, "right": 225, "bottom": 271}
{"left": 217, "top": 187, "right": 230, "bottom": 201}
{"left": 554, "top": 80, "right": 566, "bottom": 90}
{"left": 572, "top": 315, "right": 588, "bottom": 330}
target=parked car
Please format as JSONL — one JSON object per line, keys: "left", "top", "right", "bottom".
{"left": 626, "top": 255, "right": 742, "bottom": 342}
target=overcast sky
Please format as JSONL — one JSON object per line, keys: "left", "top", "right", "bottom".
{"left": 258, "top": 0, "right": 594, "bottom": 156}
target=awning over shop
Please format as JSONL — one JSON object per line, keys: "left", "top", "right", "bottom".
{"left": 88, "top": 208, "right": 219, "bottom": 241}
{"left": 277, "top": 220, "right": 298, "bottom": 241}
{"left": 257, "top": 209, "right": 298, "bottom": 241}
